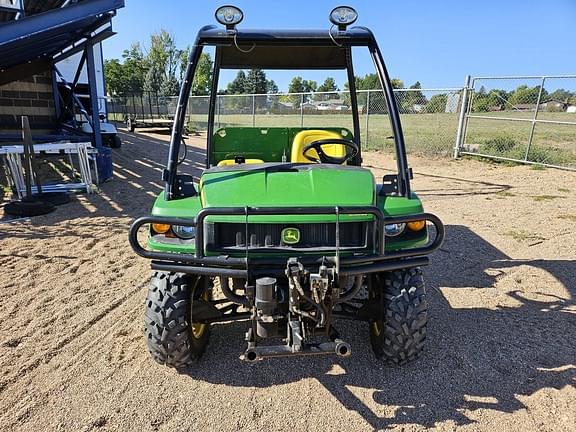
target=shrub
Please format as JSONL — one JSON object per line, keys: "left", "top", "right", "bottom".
{"left": 480, "top": 135, "right": 518, "bottom": 153}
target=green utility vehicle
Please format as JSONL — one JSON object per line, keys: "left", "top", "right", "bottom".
{"left": 129, "top": 6, "right": 444, "bottom": 367}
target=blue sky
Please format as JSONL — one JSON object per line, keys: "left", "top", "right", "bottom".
{"left": 103, "top": 0, "right": 576, "bottom": 91}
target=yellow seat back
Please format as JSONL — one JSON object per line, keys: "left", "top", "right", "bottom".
{"left": 217, "top": 158, "right": 264, "bottom": 167}
{"left": 290, "top": 130, "right": 345, "bottom": 163}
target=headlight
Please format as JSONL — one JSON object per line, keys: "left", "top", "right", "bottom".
{"left": 384, "top": 223, "right": 406, "bottom": 237}
{"left": 215, "top": 5, "right": 243, "bottom": 28}
{"left": 329, "top": 6, "right": 358, "bottom": 29}
{"left": 173, "top": 225, "right": 196, "bottom": 239}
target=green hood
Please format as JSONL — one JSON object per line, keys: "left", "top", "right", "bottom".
{"left": 200, "top": 164, "right": 375, "bottom": 208}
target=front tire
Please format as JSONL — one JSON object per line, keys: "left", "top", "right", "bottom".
{"left": 369, "top": 268, "right": 428, "bottom": 366}
{"left": 144, "top": 271, "right": 211, "bottom": 368}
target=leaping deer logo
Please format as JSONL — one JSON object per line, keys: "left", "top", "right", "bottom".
{"left": 281, "top": 228, "right": 300, "bottom": 244}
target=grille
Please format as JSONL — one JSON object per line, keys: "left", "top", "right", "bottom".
{"left": 206, "top": 222, "right": 371, "bottom": 252}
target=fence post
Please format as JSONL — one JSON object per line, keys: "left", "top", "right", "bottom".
{"left": 300, "top": 94, "right": 304, "bottom": 127}
{"left": 453, "top": 75, "right": 471, "bottom": 158}
{"left": 365, "top": 89, "right": 370, "bottom": 148}
{"left": 252, "top": 94, "right": 256, "bottom": 127}
{"left": 524, "top": 77, "right": 546, "bottom": 161}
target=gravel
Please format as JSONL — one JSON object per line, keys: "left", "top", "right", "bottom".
{"left": 0, "top": 130, "right": 574, "bottom": 431}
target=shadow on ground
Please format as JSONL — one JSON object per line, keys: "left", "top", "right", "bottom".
{"left": 178, "top": 225, "right": 575, "bottom": 429}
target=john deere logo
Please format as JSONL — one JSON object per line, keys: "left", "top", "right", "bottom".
{"left": 281, "top": 227, "right": 300, "bottom": 245}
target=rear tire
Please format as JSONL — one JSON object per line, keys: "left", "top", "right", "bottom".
{"left": 369, "top": 268, "right": 428, "bottom": 366}
{"left": 126, "top": 117, "right": 135, "bottom": 133}
{"left": 144, "top": 271, "right": 211, "bottom": 368}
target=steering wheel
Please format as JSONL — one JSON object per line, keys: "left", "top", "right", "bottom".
{"left": 302, "top": 138, "right": 359, "bottom": 164}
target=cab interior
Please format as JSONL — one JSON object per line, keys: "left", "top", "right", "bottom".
{"left": 213, "top": 127, "right": 354, "bottom": 167}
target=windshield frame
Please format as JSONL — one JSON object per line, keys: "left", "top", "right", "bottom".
{"left": 164, "top": 26, "right": 411, "bottom": 200}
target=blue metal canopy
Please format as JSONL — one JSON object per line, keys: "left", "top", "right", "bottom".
{"left": 0, "top": 0, "right": 124, "bottom": 78}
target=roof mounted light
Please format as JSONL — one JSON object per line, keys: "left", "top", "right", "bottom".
{"left": 215, "top": 5, "right": 244, "bottom": 30}
{"left": 329, "top": 6, "right": 358, "bottom": 31}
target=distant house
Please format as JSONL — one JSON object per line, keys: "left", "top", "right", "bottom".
{"left": 539, "top": 101, "right": 567, "bottom": 112}
{"left": 513, "top": 104, "right": 537, "bottom": 111}
{"left": 311, "top": 99, "right": 349, "bottom": 111}
{"left": 300, "top": 102, "right": 317, "bottom": 110}
{"left": 271, "top": 101, "right": 294, "bottom": 112}
{"left": 567, "top": 105, "right": 576, "bottom": 113}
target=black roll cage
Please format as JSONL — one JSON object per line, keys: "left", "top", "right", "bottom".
{"left": 163, "top": 25, "right": 412, "bottom": 200}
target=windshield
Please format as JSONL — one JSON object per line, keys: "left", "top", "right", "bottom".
{"left": 213, "top": 68, "right": 353, "bottom": 131}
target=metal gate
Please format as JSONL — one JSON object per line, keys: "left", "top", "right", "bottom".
{"left": 454, "top": 75, "right": 576, "bottom": 170}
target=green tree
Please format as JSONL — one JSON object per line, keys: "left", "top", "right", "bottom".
{"left": 399, "top": 81, "right": 426, "bottom": 113}
{"left": 266, "top": 79, "right": 278, "bottom": 94}
{"left": 390, "top": 78, "right": 404, "bottom": 89}
{"left": 245, "top": 69, "right": 268, "bottom": 94}
{"left": 303, "top": 80, "right": 317, "bottom": 93}
{"left": 178, "top": 46, "right": 190, "bottom": 82}
{"left": 161, "top": 75, "right": 180, "bottom": 96}
{"left": 547, "top": 89, "right": 574, "bottom": 103}
{"left": 227, "top": 70, "right": 247, "bottom": 94}
{"left": 314, "top": 77, "right": 339, "bottom": 101}
{"left": 317, "top": 77, "right": 338, "bottom": 92}
{"left": 144, "top": 63, "right": 163, "bottom": 94}
{"left": 508, "top": 85, "right": 547, "bottom": 106}
{"left": 191, "top": 53, "right": 213, "bottom": 96}
{"left": 288, "top": 76, "right": 305, "bottom": 93}
{"left": 104, "top": 59, "right": 127, "bottom": 95}
{"left": 283, "top": 77, "right": 314, "bottom": 106}
{"left": 343, "top": 74, "right": 403, "bottom": 113}
{"left": 425, "top": 94, "right": 447, "bottom": 113}
{"left": 145, "top": 30, "right": 184, "bottom": 96}
{"left": 118, "top": 42, "right": 150, "bottom": 94}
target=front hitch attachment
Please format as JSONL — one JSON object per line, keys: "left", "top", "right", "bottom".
{"left": 240, "top": 258, "right": 352, "bottom": 362}
{"left": 242, "top": 339, "right": 352, "bottom": 363}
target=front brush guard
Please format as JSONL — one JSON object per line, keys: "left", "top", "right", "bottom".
{"left": 128, "top": 206, "right": 445, "bottom": 279}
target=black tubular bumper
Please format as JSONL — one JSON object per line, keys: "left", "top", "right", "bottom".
{"left": 128, "top": 206, "right": 444, "bottom": 278}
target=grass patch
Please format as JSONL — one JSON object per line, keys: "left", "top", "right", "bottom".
{"left": 480, "top": 135, "right": 517, "bottom": 153}
{"left": 496, "top": 190, "right": 515, "bottom": 197}
{"left": 558, "top": 214, "right": 576, "bottom": 222}
{"left": 558, "top": 187, "right": 570, "bottom": 193}
{"left": 530, "top": 195, "right": 564, "bottom": 202}
{"left": 503, "top": 230, "right": 545, "bottom": 242}
{"left": 475, "top": 133, "right": 574, "bottom": 168}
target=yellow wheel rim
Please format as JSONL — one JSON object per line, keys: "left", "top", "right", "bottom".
{"left": 191, "top": 322, "right": 206, "bottom": 338}
{"left": 371, "top": 321, "right": 382, "bottom": 337}
{"left": 191, "top": 290, "right": 209, "bottom": 339}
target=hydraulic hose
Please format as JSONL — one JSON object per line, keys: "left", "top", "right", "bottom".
{"left": 219, "top": 276, "right": 250, "bottom": 306}
{"left": 335, "top": 275, "right": 364, "bottom": 304}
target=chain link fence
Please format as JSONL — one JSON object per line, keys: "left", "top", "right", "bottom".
{"left": 108, "top": 88, "right": 464, "bottom": 156}
{"left": 454, "top": 75, "right": 576, "bottom": 170}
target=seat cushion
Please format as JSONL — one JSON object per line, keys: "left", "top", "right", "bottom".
{"left": 290, "top": 130, "right": 345, "bottom": 163}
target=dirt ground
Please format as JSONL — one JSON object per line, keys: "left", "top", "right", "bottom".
{"left": 0, "top": 130, "right": 575, "bottom": 432}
